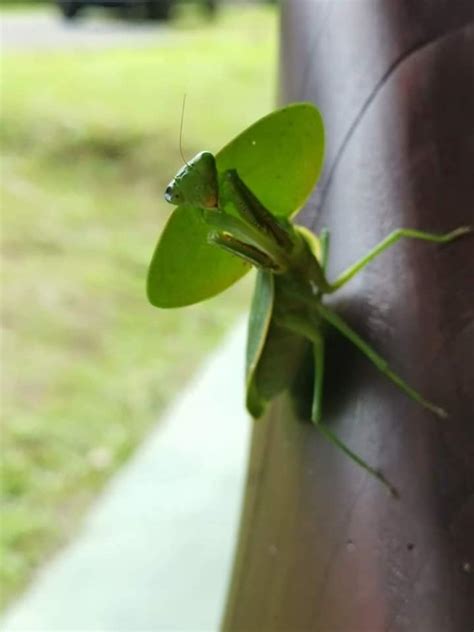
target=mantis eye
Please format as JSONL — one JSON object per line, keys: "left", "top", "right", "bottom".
{"left": 164, "top": 184, "right": 175, "bottom": 204}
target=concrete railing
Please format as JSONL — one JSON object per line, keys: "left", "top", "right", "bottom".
{"left": 223, "top": 2, "right": 474, "bottom": 629}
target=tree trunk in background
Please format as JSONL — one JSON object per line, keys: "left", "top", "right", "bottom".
{"left": 223, "top": 2, "right": 474, "bottom": 630}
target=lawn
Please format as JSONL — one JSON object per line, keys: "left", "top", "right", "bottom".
{"left": 0, "top": 5, "right": 277, "bottom": 609}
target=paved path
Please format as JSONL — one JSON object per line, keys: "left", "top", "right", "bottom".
{"left": 1, "top": 321, "right": 251, "bottom": 632}
{"left": 0, "top": 9, "right": 170, "bottom": 51}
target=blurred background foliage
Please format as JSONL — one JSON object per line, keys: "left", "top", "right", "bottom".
{"left": 0, "top": 3, "right": 276, "bottom": 609}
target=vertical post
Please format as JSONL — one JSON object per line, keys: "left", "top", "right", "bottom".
{"left": 223, "top": 2, "right": 474, "bottom": 629}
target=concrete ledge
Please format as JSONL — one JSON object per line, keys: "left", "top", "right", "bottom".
{"left": 2, "top": 321, "right": 250, "bottom": 632}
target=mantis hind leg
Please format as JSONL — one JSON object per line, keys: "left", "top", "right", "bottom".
{"left": 310, "top": 246, "right": 397, "bottom": 496}
{"left": 328, "top": 226, "right": 471, "bottom": 291}
{"left": 317, "top": 302, "right": 447, "bottom": 418}
{"left": 311, "top": 335, "right": 398, "bottom": 496}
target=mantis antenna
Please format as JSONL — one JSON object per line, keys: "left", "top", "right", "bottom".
{"left": 179, "top": 94, "right": 190, "bottom": 167}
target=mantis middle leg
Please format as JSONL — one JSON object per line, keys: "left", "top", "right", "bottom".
{"left": 328, "top": 226, "right": 470, "bottom": 291}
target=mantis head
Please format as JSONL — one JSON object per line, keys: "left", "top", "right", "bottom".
{"left": 164, "top": 151, "right": 219, "bottom": 209}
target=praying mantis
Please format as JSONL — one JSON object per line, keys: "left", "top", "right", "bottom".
{"left": 147, "top": 103, "right": 470, "bottom": 495}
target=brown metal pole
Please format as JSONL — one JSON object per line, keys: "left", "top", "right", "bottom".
{"left": 223, "top": 2, "right": 474, "bottom": 630}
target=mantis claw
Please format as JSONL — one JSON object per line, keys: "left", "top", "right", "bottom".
{"left": 208, "top": 231, "right": 281, "bottom": 271}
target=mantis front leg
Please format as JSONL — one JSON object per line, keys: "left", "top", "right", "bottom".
{"left": 203, "top": 169, "right": 301, "bottom": 274}
{"left": 223, "top": 169, "right": 294, "bottom": 251}
{"left": 328, "top": 226, "right": 471, "bottom": 292}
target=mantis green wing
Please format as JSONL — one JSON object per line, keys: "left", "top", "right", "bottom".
{"left": 246, "top": 226, "right": 324, "bottom": 419}
{"left": 246, "top": 270, "right": 310, "bottom": 419}
{"left": 147, "top": 103, "right": 324, "bottom": 307}
{"left": 246, "top": 270, "right": 274, "bottom": 417}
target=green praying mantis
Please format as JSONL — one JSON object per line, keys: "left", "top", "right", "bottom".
{"left": 147, "top": 103, "right": 470, "bottom": 495}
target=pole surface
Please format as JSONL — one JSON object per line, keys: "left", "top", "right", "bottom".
{"left": 223, "top": 2, "right": 474, "bottom": 630}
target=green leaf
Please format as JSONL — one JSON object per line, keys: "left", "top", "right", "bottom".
{"left": 147, "top": 102, "right": 325, "bottom": 308}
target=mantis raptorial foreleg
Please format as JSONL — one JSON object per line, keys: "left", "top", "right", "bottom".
{"left": 208, "top": 232, "right": 281, "bottom": 270}
{"left": 316, "top": 302, "right": 447, "bottom": 418}
{"left": 223, "top": 169, "right": 294, "bottom": 250}
{"left": 328, "top": 227, "right": 471, "bottom": 292}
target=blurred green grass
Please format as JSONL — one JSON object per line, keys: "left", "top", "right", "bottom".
{"left": 0, "top": 5, "right": 276, "bottom": 609}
